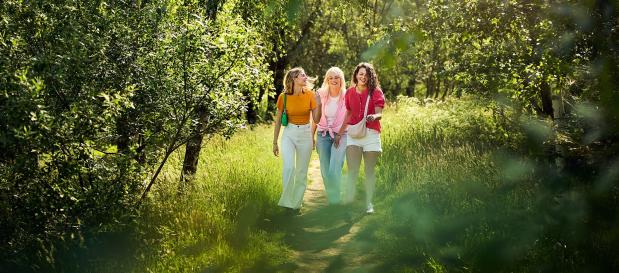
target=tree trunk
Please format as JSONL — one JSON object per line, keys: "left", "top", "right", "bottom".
{"left": 181, "top": 106, "right": 209, "bottom": 185}
{"left": 116, "top": 112, "right": 130, "bottom": 155}
{"left": 135, "top": 134, "right": 146, "bottom": 164}
{"left": 266, "top": 51, "right": 287, "bottom": 120}
{"left": 440, "top": 78, "right": 449, "bottom": 101}
{"left": 433, "top": 77, "right": 441, "bottom": 99}
{"left": 181, "top": 132, "right": 204, "bottom": 179}
{"left": 245, "top": 91, "right": 259, "bottom": 124}
{"left": 450, "top": 80, "right": 456, "bottom": 96}
{"left": 540, "top": 79, "right": 554, "bottom": 119}
{"left": 425, "top": 77, "right": 432, "bottom": 99}
{"left": 406, "top": 74, "right": 416, "bottom": 97}
{"left": 264, "top": 2, "right": 322, "bottom": 120}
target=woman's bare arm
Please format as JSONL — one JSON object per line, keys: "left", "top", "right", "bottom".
{"left": 273, "top": 109, "right": 282, "bottom": 156}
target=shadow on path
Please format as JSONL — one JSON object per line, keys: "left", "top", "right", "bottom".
{"left": 273, "top": 158, "right": 381, "bottom": 273}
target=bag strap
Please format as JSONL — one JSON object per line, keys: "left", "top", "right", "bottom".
{"left": 283, "top": 93, "right": 287, "bottom": 113}
{"left": 361, "top": 92, "right": 370, "bottom": 119}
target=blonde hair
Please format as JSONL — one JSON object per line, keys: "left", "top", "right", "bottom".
{"left": 283, "top": 67, "right": 316, "bottom": 95}
{"left": 318, "top": 67, "right": 346, "bottom": 96}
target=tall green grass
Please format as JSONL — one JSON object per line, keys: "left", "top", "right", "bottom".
{"left": 40, "top": 96, "right": 615, "bottom": 273}
{"left": 363, "top": 96, "right": 618, "bottom": 273}
{"left": 132, "top": 125, "right": 291, "bottom": 273}
{"left": 2, "top": 125, "right": 291, "bottom": 273}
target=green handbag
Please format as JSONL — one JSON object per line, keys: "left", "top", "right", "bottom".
{"left": 281, "top": 94, "right": 288, "bottom": 126}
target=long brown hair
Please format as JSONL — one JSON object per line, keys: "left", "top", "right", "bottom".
{"left": 283, "top": 67, "right": 315, "bottom": 95}
{"left": 351, "top": 62, "right": 380, "bottom": 95}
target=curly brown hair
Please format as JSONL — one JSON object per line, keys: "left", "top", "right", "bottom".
{"left": 351, "top": 62, "right": 380, "bottom": 95}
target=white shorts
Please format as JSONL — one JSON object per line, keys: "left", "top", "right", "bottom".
{"left": 346, "top": 128, "right": 382, "bottom": 152}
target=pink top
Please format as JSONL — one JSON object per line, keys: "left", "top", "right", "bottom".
{"left": 316, "top": 88, "right": 347, "bottom": 138}
{"left": 345, "top": 87, "right": 385, "bottom": 133}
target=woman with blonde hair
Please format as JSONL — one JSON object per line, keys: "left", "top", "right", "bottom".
{"left": 273, "top": 67, "right": 321, "bottom": 213}
{"left": 336, "top": 62, "right": 385, "bottom": 213}
{"left": 312, "top": 67, "right": 348, "bottom": 205}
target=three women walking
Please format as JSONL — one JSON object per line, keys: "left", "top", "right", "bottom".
{"left": 273, "top": 63, "right": 385, "bottom": 214}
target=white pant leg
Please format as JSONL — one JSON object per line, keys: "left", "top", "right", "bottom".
{"left": 278, "top": 124, "right": 312, "bottom": 209}
{"left": 291, "top": 125, "right": 312, "bottom": 208}
{"left": 278, "top": 126, "right": 297, "bottom": 208}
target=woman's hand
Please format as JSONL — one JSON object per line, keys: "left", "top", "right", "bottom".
{"left": 273, "top": 143, "right": 279, "bottom": 156}
{"left": 366, "top": 114, "right": 381, "bottom": 122}
{"left": 334, "top": 134, "right": 342, "bottom": 148}
{"left": 367, "top": 107, "right": 383, "bottom": 122}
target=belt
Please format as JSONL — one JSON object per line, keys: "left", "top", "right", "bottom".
{"left": 287, "top": 123, "right": 309, "bottom": 127}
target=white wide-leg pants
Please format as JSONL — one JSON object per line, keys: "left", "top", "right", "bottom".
{"left": 278, "top": 124, "right": 313, "bottom": 209}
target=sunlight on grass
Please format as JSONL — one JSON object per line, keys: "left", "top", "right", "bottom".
{"left": 114, "top": 95, "right": 609, "bottom": 273}
{"left": 366, "top": 96, "right": 550, "bottom": 272}
{"left": 135, "top": 126, "right": 290, "bottom": 273}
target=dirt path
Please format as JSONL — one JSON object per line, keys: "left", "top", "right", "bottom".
{"left": 278, "top": 157, "right": 379, "bottom": 273}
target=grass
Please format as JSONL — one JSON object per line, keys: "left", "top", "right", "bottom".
{"left": 15, "top": 95, "right": 615, "bottom": 273}
{"left": 133, "top": 125, "right": 291, "bottom": 273}
{"left": 134, "top": 95, "right": 617, "bottom": 273}
{"left": 358, "top": 96, "right": 618, "bottom": 273}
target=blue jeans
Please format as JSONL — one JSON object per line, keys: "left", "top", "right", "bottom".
{"left": 316, "top": 131, "right": 347, "bottom": 204}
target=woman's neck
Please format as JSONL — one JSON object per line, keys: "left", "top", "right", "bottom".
{"left": 293, "top": 86, "right": 303, "bottom": 95}
{"left": 356, "top": 85, "right": 367, "bottom": 93}
{"left": 328, "top": 86, "right": 340, "bottom": 97}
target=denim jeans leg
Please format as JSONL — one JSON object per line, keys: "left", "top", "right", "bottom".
{"left": 316, "top": 134, "right": 332, "bottom": 183}
{"left": 328, "top": 134, "right": 346, "bottom": 204}
{"left": 316, "top": 133, "right": 339, "bottom": 204}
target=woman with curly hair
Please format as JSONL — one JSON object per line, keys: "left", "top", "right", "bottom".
{"left": 336, "top": 63, "right": 385, "bottom": 213}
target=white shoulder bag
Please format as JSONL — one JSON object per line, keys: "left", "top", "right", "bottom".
{"left": 348, "top": 94, "right": 371, "bottom": 139}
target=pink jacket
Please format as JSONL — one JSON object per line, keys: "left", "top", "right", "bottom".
{"left": 316, "top": 88, "right": 347, "bottom": 138}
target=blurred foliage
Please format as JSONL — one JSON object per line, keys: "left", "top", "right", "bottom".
{"left": 0, "top": 0, "right": 271, "bottom": 271}
{"left": 368, "top": 96, "right": 619, "bottom": 273}
{"left": 281, "top": 0, "right": 617, "bottom": 132}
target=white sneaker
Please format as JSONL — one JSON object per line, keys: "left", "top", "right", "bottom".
{"left": 366, "top": 203, "right": 374, "bottom": 214}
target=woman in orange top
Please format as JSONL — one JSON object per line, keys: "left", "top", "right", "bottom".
{"left": 273, "top": 67, "right": 321, "bottom": 212}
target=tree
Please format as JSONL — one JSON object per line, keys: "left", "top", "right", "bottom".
{"left": 135, "top": 0, "right": 272, "bottom": 194}
{"left": 0, "top": 1, "right": 272, "bottom": 265}
{"left": 235, "top": 0, "right": 324, "bottom": 123}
